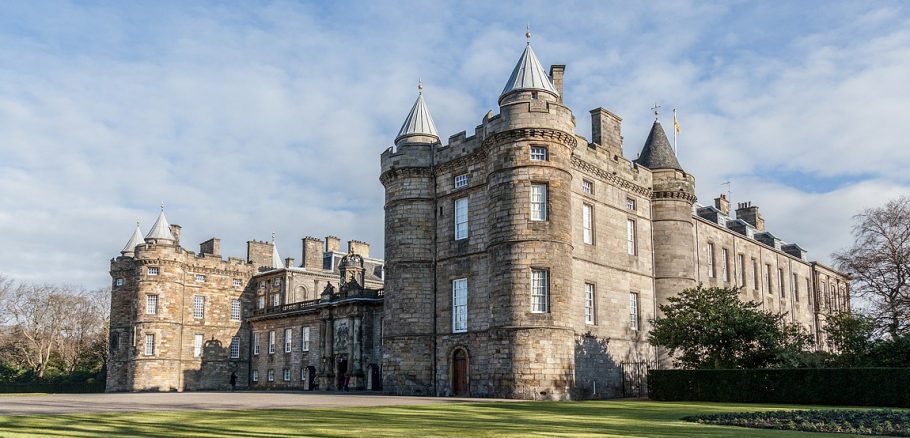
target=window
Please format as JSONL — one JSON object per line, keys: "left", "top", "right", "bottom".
{"left": 258, "top": 281, "right": 265, "bottom": 289}
{"left": 778, "top": 268, "right": 785, "bottom": 298}
{"left": 257, "top": 295, "right": 265, "bottom": 309}
{"left": 627, "top": 219, "right": 637, "bottom": 255}
{"left": 271, "top": 293, "right": 280, "bottom": 307}
{"left": 147, "top": 267, "right": 159, "bottom": 276}
{"left": 233, "top": 279, "right": 242, "bottom": 288}
{"left": 629, "top": 292, "right": 640, "bottom": 330}
{"left": 707, "top": 243, "right": 716, "bottom": 277}
{"left": 231, "top": 299, "right": 241, "bottom": 321}
{"left": 230, "top": 336, "right": 240, "bottom": 359}
{"left": 301, "top": 327, "right": 311, "bottom": 351}
{"left": 253, "top": 333, "right": 260, "bottom": 355}
{"left": 284, "top": 328, "right": 293, "bottom": 353}
{"left": 252, "top": 370, "right": 259, "bottom": 382}
{"left": 452, "top": 278, "right": 468, "bottom": 333}
{"left": 283, "top": 369, "right": 291, "bottom": 381}
{"left": 146, "top": 295, "right": 158, "bottom": 315}
{"left": 752, "top": 259, "right": 759, "bottom": 290}
{"left": 301, "top": 368, "right": 306, "bottom": 381}
{"left": 193, "top": 334, "right": 203, "bottom": 358}
{"left": 582, "top": 179, "right": 593, "bottom": 194}
{"left": 144, "top": 334, "right": 155, "bottom": 356}
{"left": 193, "top": 295, "right": 205, "bottom": 319}
{"left": 807, "top": 278, "right": 812, "bottom": 305}
{"left": 268, "top": 331, "right": 275, "bottom": 354}
{"left": 582, "top": 204, "right": 594, "bottom": 245}
{"left": 530, "top": 146, "right": 548, "bottom": 161}
{"left": 739, "top": 254, "right": 747, "bottom": 286}
{"left": 530, "top": 184, "right": 547, "bottom": 221}
{"left": 267, "top": 369, "right": 275, "bottom": 382}
{"left": 626, "top": 198, "right": 636, "bottom": 210}
{"left": 195, "top": 274, "right": 205, "bottom": 283}
{"left": 531, "top": 269, "right": 548, "bottom": 313}
{"left": 584, "top": 283, "right": 595, "bottom": 325}
{"left": 115, "top": 278, "right": 124, "bottom": 287}
{"left": 722, "top": 248, "right": 730, "bottom": 282}
{"left": 766, "top": 265, "right": 773, "bottom": 294}
{"left": 454, "top": 197, "right": 469, "bottom": 240}
{"left": 454, "top": 174, "right": 468, "bottom": 189}
{"left": 793, "top": 273, "right": 800, "bottom": 302}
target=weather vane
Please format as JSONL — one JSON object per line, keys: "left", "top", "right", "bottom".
{"left": 651, "top": 102, "right": 661, "bottom": 120}
{"left": 525, "top": 24, "right": 531, "bottom": 44}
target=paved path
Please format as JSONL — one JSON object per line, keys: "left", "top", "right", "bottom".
{"left": 0, "top": 391, "right": 507, "bottom": 416}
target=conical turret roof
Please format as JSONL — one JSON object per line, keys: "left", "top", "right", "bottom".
{"left": 500, "top": 42, "right": 558, "bottom": 101}
{"left": 121, "top": 222, "right": 145, "bottom": 256}
{"left": 635, "top": 120, "right": 682, "bottom": 170}
{"left": 271, "top": 234, "right": 284, "bottom": 269}
{"left": 145, "top": 207, "right": 175, "bottom": 241}
{"left": 395, "top": 85, "right": 439, "bottom": 144}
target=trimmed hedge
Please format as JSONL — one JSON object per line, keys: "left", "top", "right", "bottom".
{"left": 649, "top": 368, "right": 910, "bottom": 407}
{"left": 0, "top": 381, "right": 105, "bottom": 394}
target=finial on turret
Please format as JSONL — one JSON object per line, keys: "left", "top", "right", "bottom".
{"left": 271, "top": 232, "right": 276, "bottom": 243}
{"left": 418, "top": 79, "right": 423, "bottom": 95}
{"left": 651, "top": 102, "right": 661, "bottom": 120}
{"left": 525, "top": 24, "right": 531, "bottom": 45}
{"left": 136, "top": 218, "right": 140, "bottom": 227}
{"left": 160, "top": 201, "right": 165, "bottom": 211}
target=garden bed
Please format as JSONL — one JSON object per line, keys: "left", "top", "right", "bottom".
{"left": 684, "top": 409, "right": 910, "bottom": 436}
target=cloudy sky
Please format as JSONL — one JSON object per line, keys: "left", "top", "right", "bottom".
{"left": 1, "top": 1, "right": 908, "bottom": 288}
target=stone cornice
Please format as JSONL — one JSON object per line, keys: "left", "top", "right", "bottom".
{"left": 570, "top": 155, "right": 653, "bottom": 198}
{"left": 379, "top": 167, "right": 434, "bottom": 185}
{"left": 653, "top": 190, "right": 697, "bottom": 203}
{"left": 434, "top": 149, "right": 487, "bottom": 174}
{"left": 481, "top": 127, "right": 578, "bottom": 150}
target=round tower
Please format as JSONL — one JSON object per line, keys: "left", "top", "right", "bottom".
{"left": 634, "top": 117, "right": 697, "bottom": 366}
{"left": 484, "top": 35, "right": 577, "bottom": 400}
{"left": 379, "top": 84, "right": 439, "bottom": 395}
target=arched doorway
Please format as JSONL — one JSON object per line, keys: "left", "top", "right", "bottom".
{"left": 452, "top": 348, "right": 468, "bottom": 396}
{"left": 305, "top": 366, "right": 317, "bottom": 390}
{"left": 336, "top": 359, "right": 349, "bottom": 391}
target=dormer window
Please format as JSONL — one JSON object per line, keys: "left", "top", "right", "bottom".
{"left": 530, "top": 146, "right": 548, "bottom": 161}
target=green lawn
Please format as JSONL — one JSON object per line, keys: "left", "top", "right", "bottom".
{"left": 0, "top": 400, "right": 878, "bottom": 437}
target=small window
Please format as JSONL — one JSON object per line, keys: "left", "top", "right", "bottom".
{"left": 454, "top": 197, "right": 469, "bottom": 240}
{"left": 273, "top": 278, "right": 281, "bottom": 287}
{"left": 144, "top": 334, "right": 155, "bottom": 356}
{"left": 582, "top": 179, "right": 593, "bottom": 195}
{"left": 582, "top": 204, "right": 594, "bottom": 245}
{"left": 193, "top": 295, "right": 205, "bottom": 319}
{"left": 147, "top": 267, "right": 159, "bottom": 276}
{"left": 195, "top": 274, "right": 205, "bottom": 283}
{"left": 452, "top": 278, "right": 468, "bottom": 333}
{"left": 531, "top": 269, "right": 549, "bottom": 313}
{"left": 284, "top": 328, "right": 293, "bottom": 353}
{"left": 230, "top": 299, "right": 241, "bottom": 321}
{"left": 193, "top": 334, "right": 203, "bottom": 358}
{"left": 627, "top": 219, "right": 637, "bottom": 255}
{"left": 268, "top": 331, "right": 275, "bottom": 354}
{"left": 230, "top": 336, "right": 240, "bottom": 359}
{"left": 530, "top": 146, "right": 548, "bottom": 161}
{"left": 629, "top": 292, "right": 640, "bottom": 330}
{"left": 115, "top": 278, "right": 124, "bottom": 287}
{"left": 253, "top": 333, "right": 260, "bottom": 355}
{"left": 267, "top": 369, "right": 275, "bottom": 382}
{"left": 283, "top": 369, "right": 291, "bottom": 381}
{"left": 258, "top": 281, "right": 265, "bottom": 289}
{"left": 626, "top": 198, "right": 636, "bottom": 210}
{"left": 233, "top": 279, "right": 242, "bottom": 288}
{"left": 146, "top": 295, "right": 158, "bottom": 315}
{"left": 531, "top": 91, "right": 539, "bottom": 99}
{"left": 454, "top": 174, "right": 468, "bottom": 189}
{"left": 301, "top": 327, "right": 310, "bottom": 352}
{"left": 252, "top": 370, "right": 259, "bottom": 382}
{"left": 530, "top": 184, "right": 547, "bottom": 221}
{"left": 584, "top": 283, "right": 596, "bottom": 325}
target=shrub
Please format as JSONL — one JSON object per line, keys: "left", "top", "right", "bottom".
{"left": 649, "top": 368, "right": 910, "bottom": 407}
{"left": 0, "top": 381, "right": 105, "bottom": 394}
{"left": 685, "top": 409, "right": 910, "bottom": 436}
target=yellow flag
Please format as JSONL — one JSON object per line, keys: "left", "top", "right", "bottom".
{"left": 674, "top": 110, "right": 681, "bottom": 134}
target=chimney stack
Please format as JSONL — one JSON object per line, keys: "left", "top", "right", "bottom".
{"left": 302, "top": 237, "right": 324, "bottom": 270}
{"left": 325, "top": 236, "right": 341, "bottom": 253}
{"left": 590, "top": 108, "right": 623, "bottom": 152}
{"left": 199, "top": 237, "right": 220, "bottom": 256}
{"left": 169, "top": 224, "right": 182, "bottom": 246}
{"left": 714, "top": 194, "right": 730, "bottom": 216}
{"left": 285, "top": 257, "right": 295, "bottom": 268}
{"left": 348, "top": 240, "right": 370, "bottom": 258}
{"left": 549, "top": 65, "right": 565, "bottom": 104}
{"left": 736, "top": 202, "right": 765, "bottom": 231}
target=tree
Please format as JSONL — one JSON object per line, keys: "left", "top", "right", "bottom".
{"left": 824, "top": 312, "right": 876, "bottom": 366}
{"left": 649, "top": 285, "right": 813, "bottom": 369}
{"left": 4, "top": 284, "right": 72, "bottom": 379}
{"left": 834, "top": 196, "right": 910, "bottom": 337}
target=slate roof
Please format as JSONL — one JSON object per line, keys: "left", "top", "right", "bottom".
{"left": 121, "top": 223, "right": 145, "bottom": 255}
{"left": 635, "top": 120, "right": 682, "bottom": 170}
{"left": 500, "top": 43, "right": 558, "bottom": 100}
{"left": 145, "top": 209, "right": 175, "bottom": 241}
{"left": 396, "top": 91, "right": 438, "bottom": 143}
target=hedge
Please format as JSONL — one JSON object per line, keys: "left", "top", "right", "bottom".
{"left": 649, "top": 368, "right": 910, "bottom": 407}
{"left": 0, "top": 381, "right": 105, "bottom": 394}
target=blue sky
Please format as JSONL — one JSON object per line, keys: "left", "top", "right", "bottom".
{"left": 1, "top": 1, "right": 908, "bottom": 288}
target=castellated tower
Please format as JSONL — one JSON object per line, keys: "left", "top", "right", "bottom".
{"left": 379, "top": 84, "right": 440, "bottom": 394}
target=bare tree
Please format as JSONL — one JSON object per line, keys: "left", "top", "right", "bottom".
{"left": 4, "top": 284, "right": 72, "bottom": 379}
{"left": 834, "top": 196, "right": 910, "bottom": 337}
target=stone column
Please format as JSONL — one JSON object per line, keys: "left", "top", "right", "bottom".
{"left": 351, "top": 314, "right": 364, "bottom": 389}
{"left": 319, "top": 317, "right": 334, "bottom": 390}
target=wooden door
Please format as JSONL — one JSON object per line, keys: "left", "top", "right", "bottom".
{"left": 453, "top": 349, "right": 468, "bottom": 396}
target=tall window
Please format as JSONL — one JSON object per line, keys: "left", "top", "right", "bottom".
{"left": 271, "top": 293, "right": 280, "bottom": 307}
{"left": 707, "top": 243, "right": 716, "bottom": 277}
{"left": 530, "top": 146, "right": 548, "bottom": 161}
{"left": 584, "top": 283, "right": 595, "bottom": 325}
{"left": 626, "top": 219, "right": 636, "bottom": 255}
{"left": 752, "top": 258, "right": 759, "bottom": 290}
{"left": 146, "top": 295, "right": 158, "bottom": 315}
{"left": 454, "top": 197, "right": 469, "bottom": 240}
{"left": 807, "top": 278, "right": 813, "bottom": 305}
{"left": 284, "top": 328, "right": 293, "bottom": 353}
{"left": 147, "top": 267, "right": 159, "bottom": 276}
{"left": 778, "top": 268, "right": 785, "bottom": 298}
{"left": 452, "top": 278, "right": 468, "bottom": 333}
{"left": 722, "top": 248, "right": 730, "bottom": 282}
{"left": 739, "top": 254, "right": 746, "bottom": 286}
{"left": 230, "top": 336, "right": 240, "bottom": 359}
{"left": 629, "top": 292, "right": 640, "bottom": 330}
{"left": 268, "top": 331, "right": 275, "bottom": 354}
{"left": 582, "top": 179, "right": 593, "bottom": 194}
{"left": 766, "top": 265, "right": 773, "bottom": 295}
{"left": 582, "top": 204, "right": 594, "bottom": 245}
{"left": 283, "top": 369, "right": 291, "bottom": 381}
{"left": 253, "top": 332, "right": 260, "bottom": 355}
{"left": 193, "top": 295, "right": 205, "bottom": 319}
{"left": 301, "top": 327, "right": 311, "bottom": 351}
{"left": 144, "top": 334, "right": 155, "bottom": 356}
{"left": 267, "top": 369, "right": 275, "bottom": 382}
{"left": 193, "top": 334, "right": 203, "bottom": 358}
{"left": 530, "top": 184, "right": 547, "bottom": 221}
{"left": 230, "top": 299, "right": 241, "bottom": 321}
{"left": 252, "top": 370, "right": 259, "bottom": 382}
{"left": 454, "top": 174, "right": 468, "bottom": 189}
{"left": 531, "top": 269, "right": 549, "bottom": 313}
{"left": 793, "top": 273, "right": 800, "bottom": 302}
{"left": 257, "top": 295, "right": 265, "bottom": 309}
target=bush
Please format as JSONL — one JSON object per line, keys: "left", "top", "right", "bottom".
{"left": 649, "top": 368, "right": 910, "bottom": 407}
{"left": 685, "top": 409, "right": 910, "bottom": 436}
{"left": 0, "top": 381, "right": 105, "bottom": 394}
